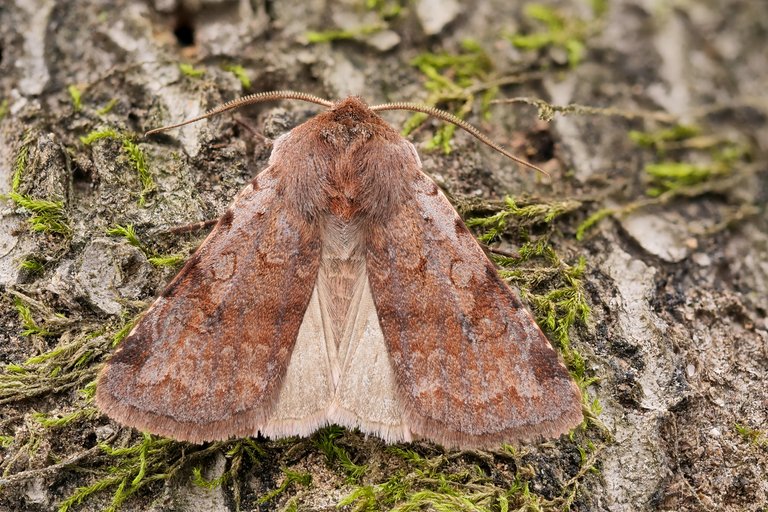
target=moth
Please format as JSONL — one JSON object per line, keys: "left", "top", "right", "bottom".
{"left": 96, "top": 91, "right": 583, "bottom": 449}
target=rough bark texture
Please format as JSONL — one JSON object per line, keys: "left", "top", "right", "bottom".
{"left": 0, "top": 1, "right": 766, "bottom": 511}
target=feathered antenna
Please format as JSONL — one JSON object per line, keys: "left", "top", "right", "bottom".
{"left": 144, "top": 91, "right": 333, "bottom": 136}
{"left": 145, "top": 91, "right": 547, "bottom": 175}
{"left": 371, "top": 101, "right": 547, "bottom": 176}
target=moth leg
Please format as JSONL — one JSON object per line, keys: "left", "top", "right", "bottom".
{"left": 165, "top": 218, "right": 219, "bottom": 235}
{"left": 234, "top": 117, "right": 269, "bottom": 142}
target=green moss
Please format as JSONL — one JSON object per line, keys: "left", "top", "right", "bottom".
{"left": 258, "top": 468, "right": 312, "bottom": 504}
{"left": 313, "top": 426, "right": 368, "bottom": 482}
{"left": 467, "top": 196, "right": 600, "bottom": 423}
{"left": 401, "top": 112, "right": 429, "bottom": 136}
{"left": 147, "top": 254, "right": 185, "bottom": 267}
{"left": 507, "top": 3, "right": 596, "bottom": 68}
{"left": 68, "top": 85, "right": 83, "bottom": 112}
{"left": 467, "top": 197, "right": 582, "bottom": 243}
{"left": 590, "top": 0, "right": 609, "bottom": 17}
{"left": 121, "top": 139, "right": 155, "bottom": 206}
{"left": 112, "top": 316, "right": 139, "bottom": 347}
{"left": 6, "top": 192, "right": 71, "bottom": 235}
{"left": 0, "top": 98, "right": 8, "bottom": 120}
{"left": 79, "top": 380, "right": 97, "bottom": 401}
{"left": 22, "top": 341, "right": 74, "bottom": 367}
{"left": 227, "top": 437, "right": 266, "bottom": 459}
{"left": 647, "top": 123, "right": 751, "bottom": 150}
{"left": 12, "top": 133, "right": 33, "bottom": 193}
{"left": 107, "top": 224, "right": 186, "bottom": 268}
{"left": 528, "top": 256, "right": 590, "bottom": 350}
{"left": 734, "top": 423, "right": 767, "bottom": 447}
{"left": 80, "top": 130, "right": 155, "bottom": 205}
{"left": 644, "top": 162, "right": 717, "bottom": 196}
{"left": 79, "top": 129, "right": 120, "bottom": 145}
{"left": 178, "top": 63, "right": 205, "bottom": 78}
{"left": 58, "top": 433, "right": 179, "bottom": 512}
{"left": 96, "top": 99, "right": 119, "bottom": 116}
{"left": 629, "top": 124, "right": 749, "bottom": 195}
{"left": 306, "top": 24, "right": 384, "bottom": 43}
{"left": 575, "top": 208, "right": 614, "bottom": 241}
{"left": 0, "top": 321, "right": 121, "bottom": 407}
{"left": 629, "top": 124, "right": 700, "bottom": 152}
{"left": 14, "top": 297, "right": 53, "bottom": 337}
{"left": 58, "top": 476, "right": 125, "bottom": 512}
{"left": 496, "top": 246, "right": 591, "bottom": 358}
{"left": 298, "top": 429, "right": 603, "bottom": 511}
{"left": 222, "top": 64, "right": 252, "bottom": 89}
{"left": 33, "top": 408, "right": 98, "bottom": 428}
{"left": 74, "top": 350, "right": 94, "bottom": 368}
{"left": 106, "top": 224, "right": 142, "bottom": 248}
{"left": 58, "top": 437, "right": 262, "bottom": 512}
{"left": 306, "top": 0, "right": 401, "bottom": 43}
{"left": 185, "top": 438, "right": 263, "bottom": 509}
{"left": 406, "top": 39, "right": 495, "bottom": 152}
{"left": 576, "top": 124, "right": 752, "bottom": 237}
{"left": 19, "top": 257, "right": 45, "bottom": 274}
{"left": 5, "top": 363, "right": 28, "bottom": 374}
{"left": 365, "top": 0, "right": 403, "bottom": 18}
{"left": 29, "top": 213, "right": 70, "bottom": 235}
{"left": 339, "top": 443, "right": 601, "bottom": 512}
{"left": 191, "top": 466, "right": 229, "bottom": 489}
{"left": 412, "top": 39, "right": 493, "bottom": 89}
{"left": 0, "top": 435, "right": 14, "bottom": 448}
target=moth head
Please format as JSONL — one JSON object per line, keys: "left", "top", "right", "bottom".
{"left": 323, "top": 97, "right": 389, "bottom": 132}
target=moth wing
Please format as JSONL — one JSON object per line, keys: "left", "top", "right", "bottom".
{"left": 259, "top": 286, "right": 336, "bottom": 439}
{"left": 366, "top": 167, "right": 583, "bottom": 449}
{"left": 96, "top": 161, "right": 324, "bottom": 443}
{"left": 328, "top": 276, "right": 411, "bottom": 444}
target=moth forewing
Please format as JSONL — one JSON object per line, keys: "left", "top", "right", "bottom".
{"left": 364, "top": 162, "right": 583, "bottom": 448}
{"left": 96, "top": 157, "right": 324, "bottom": 443}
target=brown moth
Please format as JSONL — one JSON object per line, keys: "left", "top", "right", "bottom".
{"left": 95, "top": 91, "right": 583, "bottom": 449}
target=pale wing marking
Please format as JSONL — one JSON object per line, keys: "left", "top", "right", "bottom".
{"left": 328, "top": 275, "right": 411, "bottom": 444}
{"left": 261, "top": 286, "right": 335, "bottom": 438}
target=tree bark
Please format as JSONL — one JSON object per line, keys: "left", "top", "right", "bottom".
{"left": 0, "top": 0, "right": 766, "bottom": 511}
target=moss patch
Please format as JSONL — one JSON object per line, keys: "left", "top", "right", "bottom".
{"left": 80, "top": 130, "right": 156, "bottom": 206}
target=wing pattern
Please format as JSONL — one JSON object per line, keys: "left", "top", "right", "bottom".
{"left": 366, "top": 165, "right": 582, "bottom": 448}
{"left": 96, "top": 162, "right": 322, "bottom": 443}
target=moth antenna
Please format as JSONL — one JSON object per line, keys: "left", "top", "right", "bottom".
{"left": 369, "top": 102, "right": 548, "bottom": 176}
{"left": 145, "top": 90, "right": 334, "bottom": 136}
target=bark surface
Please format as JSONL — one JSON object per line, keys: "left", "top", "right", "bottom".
{"left": 0, "top": 1, "right": 766, "bottom": 511}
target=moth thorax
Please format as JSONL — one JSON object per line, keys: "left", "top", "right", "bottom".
{"left": 320, "top": 124, "right": 376, "bottom": 151}
{"left": 321, "top": 217, "right": 365, "bottom": 262}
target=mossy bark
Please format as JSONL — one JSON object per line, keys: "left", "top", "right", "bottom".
{"left": 1, "top": 0, "right": 766, "bottom": 511}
